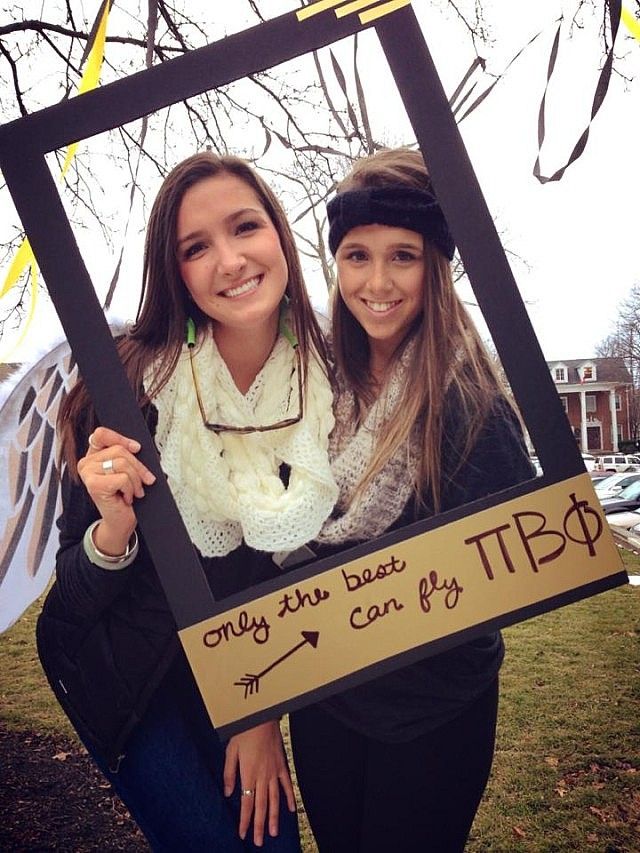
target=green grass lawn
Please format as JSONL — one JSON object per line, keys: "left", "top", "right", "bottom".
{"left": 2, "top": 556, "right": 638, "bottom": 852}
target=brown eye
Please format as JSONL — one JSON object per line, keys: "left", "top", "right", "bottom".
{"left": 236, "top": 220, "right": 260, "bottom": 235}
{"left": 394, "top": 250, "right": 417, "bottom": 262}
{"left": 183, "top": 242, "right": 206, "bottom": 259}
{"left": 343, "top": 249, "right": 367, "bottom": 262}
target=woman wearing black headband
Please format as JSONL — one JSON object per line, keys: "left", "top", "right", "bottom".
{"left": 289, "top": 148, "right": 534, "bottom": 852}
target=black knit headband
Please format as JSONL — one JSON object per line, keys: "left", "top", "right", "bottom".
{"left": 327, "top": 186, "right": 455, "bottom": 261}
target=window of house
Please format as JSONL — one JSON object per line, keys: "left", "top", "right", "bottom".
{"left": 585, "top": 395, "right": 597, "bottom": 413}
{"left": 616, "top": 394, "right": 622, "bottom": 411}
{"left": 559, "top": 396, "right": 568, "bottom": 412}
{"left": 554, "top": 367, "right": 566, "bottom": 382}
{"left": 582, "top": 366, "right": 594, "bottom": 380}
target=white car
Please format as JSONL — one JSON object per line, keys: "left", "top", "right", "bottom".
{"left": 606, "top": 508, "right": 640, "bottom": 530}
{"left": 609, "top": 518, "right": 640, "bottom": 553}
{"left": 594, "top": 472, "right": 640, "bottom": 500}
{"left": 596, "top": 454, "right": 640, "bottom": 473}
{"left": 581, "top": 453, "right": 597, "bottom": 472}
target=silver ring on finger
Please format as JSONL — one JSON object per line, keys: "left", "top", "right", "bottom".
{"left": 241, "top": 789, "right": 254, "bottom": 797}
{"left": 102, "top": 459, "right": 115, "bottom": 474}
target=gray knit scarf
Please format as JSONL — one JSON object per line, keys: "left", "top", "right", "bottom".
{"left": 316, "top": 343, "right": 418, "bottom": 546}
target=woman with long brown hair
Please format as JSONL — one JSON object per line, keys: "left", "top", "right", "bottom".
{"left": 36, "top": 152, "right": 337, "bottom": 851}
{"left": 289, "top": 148, "right": 534, "bottom": 852}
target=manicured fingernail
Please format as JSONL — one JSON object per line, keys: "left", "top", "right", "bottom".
{"left": 224, "top": 786, "right": 231, "bottom": 797}
{"left": 143, "top": 471, "right": 156, "bottom": 485}
{"left": 128, "top": 439, "right": 141, "bottom": 452}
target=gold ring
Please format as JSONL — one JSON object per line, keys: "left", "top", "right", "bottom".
{"left": 241, "top": 788, "right": 254, "bottom": 797}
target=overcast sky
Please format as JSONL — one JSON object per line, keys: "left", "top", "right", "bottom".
{"left": 425, "top": 0, "right": 640, "bottom": 361}
{"left": 1, "top": 0, "right": 639, "bottom": 364}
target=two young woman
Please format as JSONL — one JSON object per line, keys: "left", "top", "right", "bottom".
{"left": 38, "top": 147, "right": 532, "bottom": 851}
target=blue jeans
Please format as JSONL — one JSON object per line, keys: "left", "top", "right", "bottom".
{"left": 86, "top": 661, "right": 301, "bottom": 852}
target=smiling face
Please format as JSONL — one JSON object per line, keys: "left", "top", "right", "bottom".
{"left": 176, "top": 172, "right": 288, "bottom": 344}
{"left": 336, "top": 223, "right": 425, "bottom": 371}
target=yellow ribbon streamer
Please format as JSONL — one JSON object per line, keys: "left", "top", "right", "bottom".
{"left": 1, "top": 1, "right": 111, "bottom": 362}
{"left": 0, "top": 239, "right": 34, "bottom": 298}
{"left": 61, "top": 2, "right": 111, "bottom": 176}
{"left": 622, "top": 6, "right": 640, "bottom": 42}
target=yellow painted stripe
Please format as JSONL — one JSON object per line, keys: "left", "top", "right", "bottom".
{"left": 296, "top": 0, "right": 345, "bottom": 21}
{"left": 622, "top": 6, "right": 640, "bottom": 42}
{"left": 335, "top": 0, "right": 380, "bottom": 19}
{"left": 359, "top": 0, "right": 411, "bottom": 24}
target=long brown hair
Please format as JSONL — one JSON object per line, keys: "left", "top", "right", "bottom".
{"left": 331, "top": 147, "right": 504, "bottom": 512}
{"left": 60, "top": 152, "right": 329, "bottom": 470}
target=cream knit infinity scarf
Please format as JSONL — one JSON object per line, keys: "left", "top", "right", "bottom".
{"left": 316, "top": 344, "right": 418, "bottom": 546}
{"left": 149, "top": 331, "right": 338, "bottom": 557}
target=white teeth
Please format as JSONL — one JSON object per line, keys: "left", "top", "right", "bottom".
{"left": 223, "top": 276, "right": 260, "bottom": 298}
{"left": 364, "top": 300, "right": 400, "bottom": 313}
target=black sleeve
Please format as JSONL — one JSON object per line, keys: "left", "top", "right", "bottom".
{"left": 50, "top": 408, "right": 158, "bottom": 626}
{"left": 441, "top": 397, "right": 535, "bottom": 512}
{"left": 52, "top": 467, "right": 140, "bottom": 625}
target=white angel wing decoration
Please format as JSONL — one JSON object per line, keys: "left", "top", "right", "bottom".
{"left": 0, "top": 342, "right": 78, "bottom": 632}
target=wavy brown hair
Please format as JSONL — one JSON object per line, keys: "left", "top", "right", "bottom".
{"left": 60, "top": 152, "right": 330, "bottom": 472}
{"left": 331, "top": 147, "right": 505, "bottom": 511}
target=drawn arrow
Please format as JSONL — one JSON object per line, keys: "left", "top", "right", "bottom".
{"left": 234, "top": 630, "right": 320, "bottom": 699}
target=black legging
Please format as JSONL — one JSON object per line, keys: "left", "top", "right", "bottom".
{"left": 290, "top": 679, "right": 499, "bottom": 853}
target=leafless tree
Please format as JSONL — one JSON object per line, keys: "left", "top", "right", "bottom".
{"left": 596, "top": 282, "right": 640, "bottom": 440}
{"left": 1, "top": 0, "right": 425, "bottom": 333}
{"left": 0, "top": 0, "right": 632, "bottom": 339}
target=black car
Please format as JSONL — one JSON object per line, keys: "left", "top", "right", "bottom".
{"left": 600, "top": 479, "right": 640, "bottom": 515}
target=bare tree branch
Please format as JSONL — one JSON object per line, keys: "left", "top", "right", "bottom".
{"left": 0, "top": 39, "right": 27, "bottom": 116}
{"left": 0, "top": 20, "right": 183, "bottom": 53}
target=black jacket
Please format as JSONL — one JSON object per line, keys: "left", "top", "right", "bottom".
{"left": 37, "top": 397, "right": 533, "bottom": 758}
{"left": 36, "top": 430, "right": 285, "bottom": 767}
{"left": 309, "top": 396, "right": 535, "bottom": 742}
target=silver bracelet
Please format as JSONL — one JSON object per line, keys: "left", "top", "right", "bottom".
{"left": 83, "top": 520, "right": 139, "bottom": 571}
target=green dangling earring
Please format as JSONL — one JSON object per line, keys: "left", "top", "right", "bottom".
{"left": 279, "top": 294, "right": 298, "bottom": 349}
{"left": 185, "top": 317, "right": 197, "bottom": 348}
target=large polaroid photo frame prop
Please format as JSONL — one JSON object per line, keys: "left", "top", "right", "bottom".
{"left": 0, "top": 0, "right": 628, "bottom": 737}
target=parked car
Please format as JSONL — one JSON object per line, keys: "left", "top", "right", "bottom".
{"left": 606, "top": 508, "right": 640, "bottom": 530}
{"left": 594, "top": 472, "right": 640, "bottom": 500}
{"left": 596, "top": 454, "right": 640, "bottom": 473}
{"left": 607, "top": 515, "right": 640, "bottom": 553}
{"left": 600, "top": 479, "right": 640, "bottom": 514}
{"left": 529, "top": 453, "right": 595, "bottom": 476}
